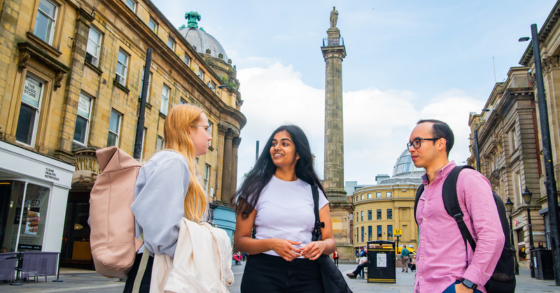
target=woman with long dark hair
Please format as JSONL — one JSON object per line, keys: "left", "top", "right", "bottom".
{"left": 233, "top": 125, "right": 336, "bottom": 293}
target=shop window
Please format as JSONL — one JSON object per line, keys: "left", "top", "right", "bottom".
{"left": 115, "top": 49, "right": 129, "bottom": 86}
{"left": 161, "top": 84, "right": 170, "bottom": 115}
{"left": 387, "top": 209, "right": 393, "bottom": 220}
{"left": 16, "top": 76, "right": 44, "bottom": 146}
{"left": 148, "top": 17, "right": 158, "bottom": 33}
{"left": 107, "top": 110, "right": 121, "bottom": 147}
{"left": 156, "top": 135, "right": 164, "bottom": 151}
{"left": 34, "top": 0, "right": 58, "bottom": 45}
{"left": 139, "top": 68, "right": 152, "bottom": 103}
{"left": 377, "top": 209, "right": 382, "bottom": 220}
{"left": 73, "top": 93, "right": 92, "bottom": 145}
{"left": 86, "top": 27, "right": 102, "bottom": 66}
{"left": 0, "top": 182, "right": 50, "bottom": 252}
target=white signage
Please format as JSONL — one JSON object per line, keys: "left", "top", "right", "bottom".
{"left": 77, "top": 96, "right": 91, "bottom": 118}
{"left": 377, "top": 253, "right": 387, "bottom": 268}
{"left": 22, "top": 77, "right": 41, "bottom": 107}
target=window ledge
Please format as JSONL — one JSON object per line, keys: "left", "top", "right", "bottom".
{"left": 208, "top": 146, "right": 214, "bottom": 151}
{"left": 84, "top": 60, "right": 103, "bottom": 75}
{"left": 26, "top": 32, "right": 62, "bottom": 57}
{"left": 113, "top": 79, "right": 130, "bottom": 94}
{"left": 138, "top": 98, "right": 153, "bottom": 109}
{"left": 159, "top": 112, "right": 167, "bottom": 119}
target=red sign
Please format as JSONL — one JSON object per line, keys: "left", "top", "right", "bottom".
{"left": 514, "top": 219, "right": 518, "bottom": 227}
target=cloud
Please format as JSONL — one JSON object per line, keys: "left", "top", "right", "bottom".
{"left": 236, "top": 63, "right": 486, "bottom": 187}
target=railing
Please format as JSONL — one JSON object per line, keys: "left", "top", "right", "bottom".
{"left": 322, "top": 37, "right": 344, "bottom": 47}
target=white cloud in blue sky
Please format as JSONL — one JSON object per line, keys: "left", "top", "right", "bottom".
{"left": 153, "top": 0, "right": 556, "bottom": 186}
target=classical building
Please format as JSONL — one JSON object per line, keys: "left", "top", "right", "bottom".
{"left": 0, "top": 0, "right": 245, "bottom": 268}
{"left": 519, "top": 1, "right": 560, "bottom": 253}
{"left": 467, "top": 67, "right": 544, "bottom": 268}
{"left": 350, "top": 150, "right": 421, "bottom": 253}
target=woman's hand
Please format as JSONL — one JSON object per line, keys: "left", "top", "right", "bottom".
{"left": 270, "top": 239, "right": 302, "bottom": 262}
{"left": 300, "top": 241, "right": 325, "bottom": 260}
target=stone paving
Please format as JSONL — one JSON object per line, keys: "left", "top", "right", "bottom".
{"left": 0, "top": 262, "right": 559, "bottom": 292}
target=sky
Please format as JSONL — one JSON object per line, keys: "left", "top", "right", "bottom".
{"left": 153, "top": 0, "right": 557, "bottom": 186}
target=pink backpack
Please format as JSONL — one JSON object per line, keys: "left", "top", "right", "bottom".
{"left": 90, "top": 146, "right": 143, "bottom": 278}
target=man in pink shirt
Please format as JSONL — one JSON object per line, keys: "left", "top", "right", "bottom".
{"left": 409, "top": 120, "right": 505, "bottom": 293}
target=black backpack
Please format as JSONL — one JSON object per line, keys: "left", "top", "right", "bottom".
{"left": 413, "top": 165, "right": 516, "bottom": 293}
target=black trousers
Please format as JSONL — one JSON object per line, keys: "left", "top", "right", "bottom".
{"left": 334, "top": 258, "right": 338, "bottom": 266}
{"left": 352, "top": 262, "right": 367, "bottom": 275}
{"left": 241, "top": 254, "right": 324, "bottom": 293}
{"left": 123, "top": 253, "right": 154, "bottom": 293}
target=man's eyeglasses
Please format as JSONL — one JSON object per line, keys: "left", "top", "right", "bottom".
{"left": 191, "top": 124, "right": 211, "bottom": 135}
{"left": 407, "top": 138, "right": 441, "bottom": 149}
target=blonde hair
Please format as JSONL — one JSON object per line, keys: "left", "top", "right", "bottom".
{"left": 164, "top": 104, "right": 208, "bottom": 222}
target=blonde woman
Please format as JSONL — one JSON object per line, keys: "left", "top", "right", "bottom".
{"left": 123, "top": 105, "right": 212, "bottom": 293}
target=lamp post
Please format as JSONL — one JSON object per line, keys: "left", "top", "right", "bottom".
{"left": 523, "top": 187, "right": 535, "bottom": 278}
{"left": 505, "top": 197, "right": 520, "bottom": 275}
{"left": 519, "top": 24, "right": 560, "bottom": 285}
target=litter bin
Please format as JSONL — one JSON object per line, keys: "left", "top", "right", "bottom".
{"left": 367, "top": 240, "right": 396, "bottom": 283}
{"left": 531, "top": 248, "right": 554, "bottom": 280}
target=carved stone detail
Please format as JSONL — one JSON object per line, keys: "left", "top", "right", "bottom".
{"left": 218, "top": 123, "right": 228, "bottom": 135}
{"left": 18, "top": 52, "right": 30, "bottom": 72}
{"left": 232, "top": 137, "right": 242, "bottom": 148}
{"left": 543, "top": 56, "right": 560, "bottom": 73}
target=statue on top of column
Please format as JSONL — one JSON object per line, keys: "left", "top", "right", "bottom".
{"left": 330, "top": 6, "right": 339, "bottom": 28}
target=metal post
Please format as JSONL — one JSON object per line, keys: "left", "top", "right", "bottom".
{"left": 133, "top": 48, "right": 152, "bottom": 160}
{"left": 531, "top": 23, "right": 560, "bottom": 285}
{"left": 52, "top": 252, "right": 63, "bottom": 282}
{"left": 509, "top": 213, "right": 520, "bottom": 275}
{"left": 474, "top": 130, "right": 481, "bottom": 172}
{"left": 527, "top": 205, "right": 535, "bottom": 278}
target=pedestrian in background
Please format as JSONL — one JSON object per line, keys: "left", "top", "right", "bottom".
{"left": 232, "top": 125, "right": 336, "bottom": 293}
{"left": 409, "top": 119, "right": 504, "bottom": 293}
{"left": 124, "top": 105, "right": 213, "bottom": 293}
{"left": 401, "top": 245, "right": 410, "bottom": 273}
{"left": 333, "top": 249, "right": 339, "bottom": 267}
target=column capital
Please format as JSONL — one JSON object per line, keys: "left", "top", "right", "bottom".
{"left": 218, "top": 123, "right": 228, "bottom": 135}
{"left": 232, "top": 137, "right": 242, "bottom": 148}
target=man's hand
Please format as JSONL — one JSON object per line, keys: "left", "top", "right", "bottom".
{"left": 455, "top": 283, "right": 474, "bottom": 293}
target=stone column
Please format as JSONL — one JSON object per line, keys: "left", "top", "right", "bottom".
{"left": 217, "top": 123, "right": 227, "bottom": 201}
{"left": 231, "top": 137, "right": 242, "bottom": 197}
{"left": 321, "top": 10, "right": 354, "bottom": 260}
{"left": 55, "top": 9, "right": 95, "bottom": 163}
{"left": 221, "top": 128, "right": 234, "bottom": 205}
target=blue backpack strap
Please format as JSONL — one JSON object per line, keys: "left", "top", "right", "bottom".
{"left": 442, "top": 165, "right": 477, "bottom": 267}
{"left": 414, "top": 184, "right": 424, "bottom": 226}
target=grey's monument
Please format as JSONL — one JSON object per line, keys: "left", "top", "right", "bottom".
{"left": 322, "top": 6, "right": 354, "bottom": 260}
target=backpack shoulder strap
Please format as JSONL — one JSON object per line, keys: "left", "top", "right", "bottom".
{"left": 311, "top": 186, "right": 323, "bottom": 241}
{"left": 414, "top": 184, "right": 424, "bottom": 226}
{"left": 442, "top": 165, "right": 477, "bottom": 251}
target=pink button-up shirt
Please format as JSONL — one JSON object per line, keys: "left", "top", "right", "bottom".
{"left": 414, "top": 161, "right": 505, "bottom": 293}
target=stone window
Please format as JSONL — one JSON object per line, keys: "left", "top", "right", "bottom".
{"left": 355, "top": 196, "right": 358, "bottom": 202}
{"left": 198, "top": 69, "right": 205, "bottom": 81}
{"left": 73, "top": 93, "right": 93, "bottom": 145}
{"left": 184, "top": 55, "right": 191, "bottom": 66}
{"left": 140, "top": 68, "right": 152, "bottom": 102}
{"left": 387, "top": 225, "right": 393, "bottom": 239}
{"left": 361, "top": 194, "right": 364, "bottom": 200}
{"left": 361, "top": 226, "right": 364, "bottom": 242}
{"left": 387, "top": 209, "right": 393, "bottom": 220}
{"left": 107, "top": 110, "right": 121, "bottom": 147}
{"left": 86, "top": 27, "right": 102, "bottom": 67}
{"left": 116, "top": 49, "right": 129, "bottom": 86}
{"left": 387, "top": 192, "right": 392, "bottom": 198}
{"left": 34, "top": 0, "right": 58, "bottom": 45}
{"left": 161, "top": 84, "right": 170, "bottom": 115}
{"left": 376, "top": 192, "right": 381, "bottom": 198}
{"left": 208, "top": 121, "right": 214, "bottom": 147}
{"left": 377, "top": 225, "right": 382, "bottom": 240}
{"left": 148, "top": 17, "right": 158, "bottom": 33}
{"left": 367, "top": 193, "right": 372, "bottom": 199}
{"left": 156, "top": 135, "right": 164, "bottom": 151}
{"left": 180, "top": 98, "right": 187, "bottom": 105}
{"left": 204, "top": 164, "right": 211, "bottom": 193}
{"left": 509, "top": 127, "right": 518, "bottom": 153}
{"left": 167, "top": 37, "right": 175, "bottom": 51}
{"left": 368, "top": 226, "right": 372, "bottom": 241}
{"left": 377, "top": 209, "right": 382, "bottom": 220}
{"left": 360, "top": 211, "right": 364, "bottom": 222}
{"left": 125, "top": 0, "right": 136, "bottom": 11}
{"left": 368, "top": 210, "right": 372, "bottom": 221}
{"left": 208, "top": 80, "right": 216, "bottom": 92}
{"left": 16, "top": 76, "right": 44, "bottom": 146}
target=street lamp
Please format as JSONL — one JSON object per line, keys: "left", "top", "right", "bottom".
{"left": 505, "top": 197, "right": 520, "bottom": 275}
{"left": 523, "top": 187, "right": 536, "bottom": 278}
{"left": 519, "top": 24, "right": 560, "bottom": 285}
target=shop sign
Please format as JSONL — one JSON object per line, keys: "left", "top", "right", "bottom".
{"left": 514, "top": 219, "right": 518, "bottom": 227}
{"left": 22, "top": 78, "right": 41, "bottom": 107}
{"left": 45, "top": 167, "right": 60, "bottom": 181}
{"left": 18, "top": 244, "right": 42, "bottom": 251}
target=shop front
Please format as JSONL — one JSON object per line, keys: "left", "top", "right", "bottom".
{"left": 0, "top": 141, "right": 74, "bottom": 253}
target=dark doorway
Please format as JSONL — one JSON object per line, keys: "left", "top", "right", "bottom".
{"left": 61, "top": 192, "right": 92, "bottom": 269}
{"left": 0, "top": 182, "right": 13, "bottom": 250}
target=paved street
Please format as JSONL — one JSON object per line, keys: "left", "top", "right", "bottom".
{"left": 1, "top": 262, "right": 559, "bottom": 292}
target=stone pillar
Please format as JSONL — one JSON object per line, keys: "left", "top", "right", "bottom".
{"left": 217, "top": 123, "right": 227, "bottom": 202}
{"left": 321, "top": 9, "right": 354, "bottom": 260}
{"left": 231, "top": 137, "right": 241, "bottom": 197}
{"left": 55, "top": 9, "right": 95, "bottom": 163}
{"left": 221, "top": 128, "right": 234, "bottom": 205}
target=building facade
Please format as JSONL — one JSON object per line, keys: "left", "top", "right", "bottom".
{"left": 519, "top": 1, "right": 560, "bottom": 252}
{"left": 467, "top": 67, "right": 544, "bottom": 268}
{"left": 350, "top": 150, "right": 421, "bottom": 253}
{"left": 0, "top": 0, "right": 245, "bottom": 268}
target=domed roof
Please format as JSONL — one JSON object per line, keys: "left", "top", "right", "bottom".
{"left": 392, "top": 149, "right": 424, "bottom": 178}
{"left": 178, "top": 12, "right": 229, "bottom": 62}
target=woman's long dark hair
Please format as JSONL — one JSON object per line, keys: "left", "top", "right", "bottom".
{"left": 232, "top": 125, "right": 325, "bottom": 219}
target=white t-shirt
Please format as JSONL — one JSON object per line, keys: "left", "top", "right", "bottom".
{"left": 254, "top": 175, "right": 329, "bottom": 257}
